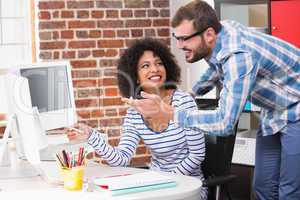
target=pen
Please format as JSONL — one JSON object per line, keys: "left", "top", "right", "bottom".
{"left": 69, "top": 127, "right": 84, "bottom": 134}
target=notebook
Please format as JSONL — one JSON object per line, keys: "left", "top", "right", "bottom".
{"left": 93, "top": 171, "right": 176, "bottom": 191}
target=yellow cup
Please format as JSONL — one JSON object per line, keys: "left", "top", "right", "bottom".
{"left": 60, "top": 166, "right": 85, "bottom": 191}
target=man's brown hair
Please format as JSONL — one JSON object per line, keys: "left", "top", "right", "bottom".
{"left": 171, "top": 0, "right": 222, "bottom": 34}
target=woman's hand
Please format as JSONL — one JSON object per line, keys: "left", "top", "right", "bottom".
{"left": 66, "top": 123, "right": 92, "bottom": 141}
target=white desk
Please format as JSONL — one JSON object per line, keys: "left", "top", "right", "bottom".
{"left": 0, "top": 161, "right": 202, "bottom": 200}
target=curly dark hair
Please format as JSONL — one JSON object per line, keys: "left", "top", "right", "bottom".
{"left": 117, "top": 38, "right": 181, "bottom": 98}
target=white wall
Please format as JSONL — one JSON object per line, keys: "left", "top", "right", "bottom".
{"left": 170, "top": 0, "right": 216, "bottom": 98}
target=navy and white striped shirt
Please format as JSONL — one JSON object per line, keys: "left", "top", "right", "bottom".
{"left": 175, "top": 20, "right": 300, "bottom": 136}
{"left": 88, "top": 90, "right": 206, "bottom": 179}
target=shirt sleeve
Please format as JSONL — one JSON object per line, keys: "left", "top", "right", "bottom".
{"left": 171, "top": 94, "right": 205, "bottom": 176}
{"left": 87, "top": 109, "right": 141, "bottom": 166}
{"left": 192, "top": 62, "right": 220, "bottom": 95}
{"left": 175, "top": 52, "right": 257, "bottom": 136}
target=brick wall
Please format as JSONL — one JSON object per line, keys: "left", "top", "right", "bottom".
{"left": 37, "top": 0, "right": 171, "bottom": 167}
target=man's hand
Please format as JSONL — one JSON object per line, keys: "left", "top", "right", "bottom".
{"left": 122, "top": 91, "right": 174, "bottom": 121}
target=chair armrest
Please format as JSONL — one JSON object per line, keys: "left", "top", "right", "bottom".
{"left": 202, "top": 174, "right": 236, "bottom": 187}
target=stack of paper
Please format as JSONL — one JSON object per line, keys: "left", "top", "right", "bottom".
{"left": 93, "top": 171, "right": 177, "bottom": 196}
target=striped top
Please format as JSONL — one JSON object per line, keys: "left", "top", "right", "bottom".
{"left": 88, "top": 90, "right": 205, "bottom": 180}
{"left": 175, "top": 20, "right": 300, "bottom": 136}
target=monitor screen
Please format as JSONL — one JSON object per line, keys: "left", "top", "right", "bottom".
{"left": 20, "top": 66, "right": 71, "bottom": 113}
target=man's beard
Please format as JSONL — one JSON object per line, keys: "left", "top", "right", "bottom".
{"left": 186, "top": 38, "right": 212, "bottom": 63}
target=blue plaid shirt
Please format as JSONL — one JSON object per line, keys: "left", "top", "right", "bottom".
{"left": 175, "top": 20, "right": 300, "bottom": 136}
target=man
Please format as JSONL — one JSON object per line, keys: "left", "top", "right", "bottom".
{"left": 123, "top": 0, "right": 300, "bottom": 199}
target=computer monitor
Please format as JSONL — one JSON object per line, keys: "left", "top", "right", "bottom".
{"left": 17, "top": 61, "right": 77, "bottom": 131}
{"left": 0, "top": 74, "right": 47, "bottom": 178}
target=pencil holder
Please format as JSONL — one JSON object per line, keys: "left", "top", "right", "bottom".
{"left": 60, "top": 166, "right": 85, "bottom": 191}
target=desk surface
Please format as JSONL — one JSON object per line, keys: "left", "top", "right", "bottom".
{"left": 0, "top": 161, "right": 202, "bottom": 200}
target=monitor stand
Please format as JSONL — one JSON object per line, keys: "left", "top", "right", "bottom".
{"left": 0, "top": 159, "right": 39, "bottom": 179}
{"left": 0, "top": 115, "right": 39, "bottom": 179}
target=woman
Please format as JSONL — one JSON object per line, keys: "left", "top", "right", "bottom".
{"left": 69, "top": 38, "right": 207, "bottom": 199}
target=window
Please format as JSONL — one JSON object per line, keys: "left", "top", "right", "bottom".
{"left": 0, "top": 0, "right": 33, "bottom": 68}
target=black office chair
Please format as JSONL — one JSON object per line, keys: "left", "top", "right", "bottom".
{"left": 201, "top": 125, "right": 238, "bottom": 200}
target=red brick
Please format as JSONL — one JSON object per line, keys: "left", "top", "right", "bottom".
{"left": 73, "top": 79, "right": 97, "bottom": 88}
{"left": 71, "top": 60, "right": 97, "bottom": 68}
{"left": 99, "top": 59, "right": 118, "bottom": 67}
{"left": 68, "top": 20, "right": 95, "bottom": 29}
{"left": 134, "top": 10, "right": 146, "bottom": 18}
{"left": 39, "top": 32, "right": 52, "bottom": 40}
{"left": 145, "top": 29, "right": 156, "bottom": 37}
{"left": 103, "top": 30, "right": 116, "bottom": 38}
{"left": 61, "top": 30, "right": 74, "bottom": 39}
{"left": 125, "top": 19, "right": 151, "bottom": 28}
{"left": 89, "top": 69, "right": 102, "bottom": 78}
{"left": 96, "top": 1, "right": 122, "bottom": 8}
{"left": 117, "top": 30, "right": 129, "bottom": 38}
{"left": 77, "top": 110, "right": 90, "bottom": 119}
{"left": 108, "top": 138, "right": 120, "bottom": 146}
{"left": 106, "top": 129, "right": 121, "bottom": 137}
{"left": 78, "top": 50, "right": 91, "bottom": 58}
{"left": 75, "top": 99, "right": 98, "bottom": 108}
{"left": 99, "top": 78, "right": 117, "bottom": 86}
{"left": 91, "top": 109, "right": 104, "bottom": 118}
{"left": 69, "top": 40, "right": 96, "bottom": 49}
{"left": 40, "top": 41, "right": 66, "bottom": 49}
{"left": 160, "top": 9, "right": 169, "bottom": 17}
{"left": 99, "top": 118, "right": 122, "bottom": 127}
{"left": 90, "top": 88, "right": 102, "bottom": 96}
{"left": 72, "top": 70, "right": 89, "bottom": 78}
{"left": 105, "top": 88, "right": 118, "bottom": 96}
{"left": 105, "top": 108, "right": 118, "bottom": 116}
{"left": 91, "top": 10, "right": 104, "bottom": 18}
{"left": 38, "top": 1, "right": 65, "bottom": 9}
{"left": 39, "top": 11, "right": 51, "bottom": 20}
{"left": 97, "top": 20, "right": 123, "bottom": 28}
{"left": 99, "top": 97, "right": 123, "bottom": 106}
{"left": 53, "top": 51, "right": 60, "bottom": 59}
{"left": 118, "top": 107, "right": 127, "bottom": 116}
{"left": 39, "top": 51, "right": 52, "bottom": 59}
{"left": 61, "top": 10, "right": 74, "bottom": 18}
{"left": 80, "top": 119, "right": 98, "bottom": 128}
{"left": 76, "top": 30, "right": 89, "bottom": 38}
{"left": 77, "top": 10, "right": 89, "bottom": 18}
{"left": 63, "top": 51, "right": 76, "bottom": 59}
{"left": 89, "top": 30, "right": 101, "bottom": 38}
{"left": 131, "top": 29, "right": 143, "bottom": 37}
{"left": 98, "top": 39, "right": 123, "bottom": 48}
{"left": 153, "top": 19, "right": 169, "bottom": 26}
{"left": 53, "top": 31, "right": 59, "bottom": 39}
{"left": 105, "top": 49, "right": 118, "bottom": 57}
{"left": 104, "top": 68, "right": 117, "bottom": 77}
{"left": 153, "top": 0, "right": 169, "bottom": 8}
{"left": 124, "top": 0, "right": 150, "bottom": 8}
{"left": 157, "top": 28, "right": 169, "bottom": 37}
{"left": 147, "top": 9, "right": 159, "bottom": 17}
{"left": 52, "top": 11, "right": 59, "bottom": 18}
{"left": 39, "top": 21, "right": 66, "bottom": 29}
{"left": 121, "top": 10, "right": 133, "bottom": 18}
{"left": 77, "top": 89, "right": 89, "bottom": 98}
{"left": 92, "top": 50, "right": 105, "bottom": 57}
{"left": 67, "top": 1, "right": 94, "bottom": 9}
{"left": 106, "top": 10, "right": 119, "bottom": 18}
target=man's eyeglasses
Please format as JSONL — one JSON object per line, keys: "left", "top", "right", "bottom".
{"left": 172, "top": 27, "right": 208, "bottom": 42}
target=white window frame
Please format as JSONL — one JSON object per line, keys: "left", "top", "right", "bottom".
{"left": 0, "top": 0, "right": 33, "bottom": 69}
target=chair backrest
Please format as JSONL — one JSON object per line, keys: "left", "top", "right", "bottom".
{"left": 201, "top": 125, "right": 237, "bottom": 179}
